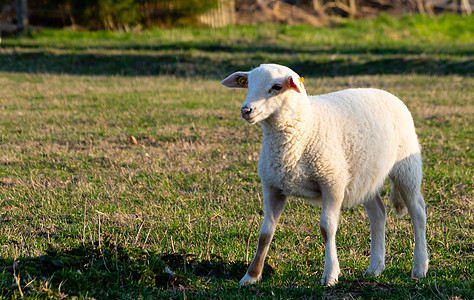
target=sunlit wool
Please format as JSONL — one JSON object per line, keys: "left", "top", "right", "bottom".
{"left": 221, "top": 64, "right": 429, "bottom": 286}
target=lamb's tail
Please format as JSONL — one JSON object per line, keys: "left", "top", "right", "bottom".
{"left": 389, "top": 181, "right": 407, "bottom": 217}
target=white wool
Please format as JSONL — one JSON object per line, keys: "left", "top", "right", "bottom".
{"left": 221, "top": 64, "right": 428, "bottom": 286}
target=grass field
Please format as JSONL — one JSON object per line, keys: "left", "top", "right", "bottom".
{"left": 0, "top": 14, "right": 473, "bottom": 299}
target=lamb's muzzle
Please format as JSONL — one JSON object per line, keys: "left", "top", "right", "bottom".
{"left": 241, "top": 106, "right": 253, "bottom": 120}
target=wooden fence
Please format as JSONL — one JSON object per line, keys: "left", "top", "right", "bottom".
{"left": 199, "top": 0, "right": 236, "bottom": 28}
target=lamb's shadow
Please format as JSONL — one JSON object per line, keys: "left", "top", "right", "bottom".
{"left": 1, "top": 242, "right": 460, "bottom": 298}
{"left": 0, "top": 241, "right": 273, "bottom": 298}
{"left": 179, "top": 253, "right": 274, "bottom": 280}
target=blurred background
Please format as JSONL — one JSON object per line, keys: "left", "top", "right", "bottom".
{"left": 1, "top": 0, "right": 472, "bottom": 33}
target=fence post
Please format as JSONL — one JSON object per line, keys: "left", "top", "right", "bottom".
{"left": 16, "top": 0, "right": 28, "bottom": 33}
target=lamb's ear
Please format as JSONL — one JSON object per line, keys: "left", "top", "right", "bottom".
{"left": 286, "top": 75, "right": 303, "bottom": 93}
{"left": 221, "top": 72, "right": 249, "bottom": 88}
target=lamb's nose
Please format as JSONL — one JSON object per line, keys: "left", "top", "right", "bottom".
{"left": 241, "top": 107, "right": 252, "bottom": 119}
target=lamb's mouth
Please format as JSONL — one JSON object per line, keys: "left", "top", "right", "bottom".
{"left": 244, "top": 112, "right": 262, "bottom": 123}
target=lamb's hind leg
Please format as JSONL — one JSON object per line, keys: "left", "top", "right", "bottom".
{"left": 363, "top": 194, "right": 386, "bottom": 276}
{"left": 240, "top": 184, "right": 287, "bottom": 286}
{"left": 404, "top": 191, "right": 429, "bottom": 278}
{"left": 391, "top": 155, "right": 429, "bottom": 278}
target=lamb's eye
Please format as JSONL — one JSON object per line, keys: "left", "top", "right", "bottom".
{"left": 271, "top": 84, "right": 282, "bottom": 91}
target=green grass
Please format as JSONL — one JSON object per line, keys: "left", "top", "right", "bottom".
{"left": 0, "top": 14, "right": 472, "bottom": 77}
{"left": 0, "top": 14, "right": 473, "bottom": 299}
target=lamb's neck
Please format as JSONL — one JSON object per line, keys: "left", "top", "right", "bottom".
{"left": 261, "top": 116, "right": 306, "bottom": 138}
{"left": 261, "top": 99, "right": 312, "bottom": 140}
{"left": 260, "top": 112, "right": 312, "bottom": 172}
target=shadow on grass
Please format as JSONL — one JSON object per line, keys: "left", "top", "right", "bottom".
{"left": 0, "top": 46, "right": 472, "bottom": 78}
{"left": 0, "top": 240, "right": 469, "bottom": 298}
{"left": 4, "top": 40, "right": 474, "bottom": 56}
{"left": 0, "top": 240, "right": 272, "bottom": 298}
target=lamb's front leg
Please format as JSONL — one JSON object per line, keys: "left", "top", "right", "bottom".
{"left": 320, "top": 190, "right": 344, "bottom": 286}
{"left": 240, "top": 184, "right": 287, "bottom": 286}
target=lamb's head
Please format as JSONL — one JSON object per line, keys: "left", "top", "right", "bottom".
{"left": 221, "top": 64, "right": 307, "bottom": 125}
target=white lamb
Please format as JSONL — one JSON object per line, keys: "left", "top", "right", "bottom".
{"left": 221, "top": 64, "right": 428, "bottom": 286}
